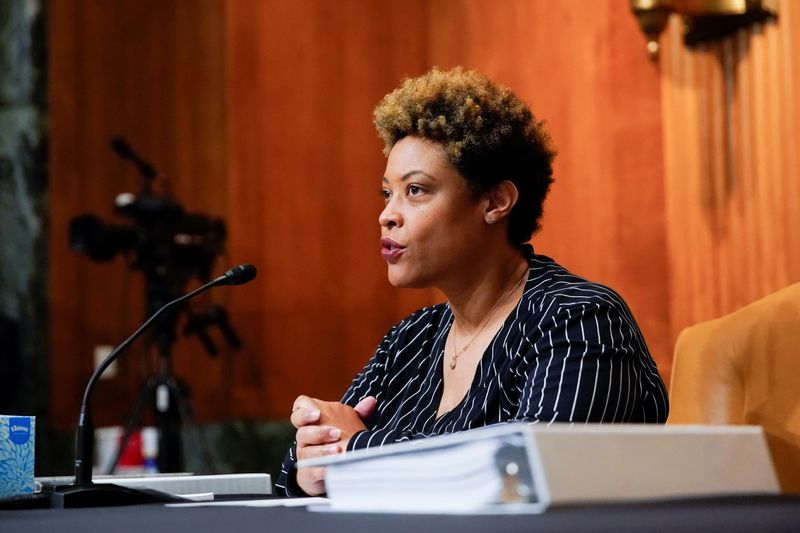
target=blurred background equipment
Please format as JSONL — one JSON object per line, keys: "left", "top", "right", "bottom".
{"left": 68, "top": 138, "right": 238, "bottom": 473}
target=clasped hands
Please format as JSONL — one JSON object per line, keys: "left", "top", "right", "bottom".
{"left": 290, "top": 394, "right": 376, "bottom": 496}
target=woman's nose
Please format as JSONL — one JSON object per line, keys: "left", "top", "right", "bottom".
{"left": 379, "top": 200, "right": 401, "bottom": 228}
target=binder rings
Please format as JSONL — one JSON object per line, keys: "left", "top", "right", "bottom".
{"left": 300, "top": 423, "right": 780, "bottom": 514}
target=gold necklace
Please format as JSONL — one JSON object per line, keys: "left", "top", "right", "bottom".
{"left": 448, "top": 266, "right": 528, "bottom": 370}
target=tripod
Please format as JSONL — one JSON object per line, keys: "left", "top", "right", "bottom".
{"left": 107, "top": 273, "right": 225, "bottom": 475}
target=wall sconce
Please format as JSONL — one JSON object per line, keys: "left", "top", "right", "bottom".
{"left": 630, "top": 0, "right": 778, "bottom": 59}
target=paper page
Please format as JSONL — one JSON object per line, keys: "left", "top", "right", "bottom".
{"left": 166, "top": 497, "right": 329, "bottom": 508}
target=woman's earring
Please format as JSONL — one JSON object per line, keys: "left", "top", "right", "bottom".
{"left": 486, "top": 216, "right": 495, "bottom": 224}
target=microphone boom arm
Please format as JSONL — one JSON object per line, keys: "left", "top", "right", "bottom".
{"left": 73, "top": 263, "right": 256, "bottom": 486}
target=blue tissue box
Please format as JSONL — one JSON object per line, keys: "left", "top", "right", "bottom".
{"left": 0, "top": 415, "right": 35, "bottom": 497}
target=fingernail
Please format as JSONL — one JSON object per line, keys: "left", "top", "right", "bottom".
{"left": 327, "top": 445, "right": 341, "bottom": 454}
{"left": 306, "top": 409, "right": 320, "bottom": 421}
{"left": 329, "top": 428, "right": 341, "bottom": 439}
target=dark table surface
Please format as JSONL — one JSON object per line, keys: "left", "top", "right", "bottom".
{"left": 2, "top": 494, "right": 800, "bottom": 532}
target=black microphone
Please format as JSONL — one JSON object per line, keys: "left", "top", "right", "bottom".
{"left": 218, "top": 263, "right": 257, "bottom": 286}
{"left": 110, "top": 136, "right": 157, "bottom": 180}
{"left": 53, "top": 263, "right": 257, "bottom": 508}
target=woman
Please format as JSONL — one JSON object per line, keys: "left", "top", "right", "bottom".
{"left": 276, "top": 67, "right": 668, "bottom": 497}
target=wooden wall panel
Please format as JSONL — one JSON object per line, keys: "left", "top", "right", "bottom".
{"left": 225, "top": 0, "right": 670, "bottom": 414}
{"left": 426, "top": 0, "right": 671, "bottom": 375}
{"left": 48, "top": 0, "right": 229, "bottom": 429}
{"left": 224, "top": 0, "right": 435, "bottom": 416}
{"left": 660, "top": 0, "right": 800, "bottom": 344}
{"left": 49, "top": 0, "right": 670, "bottom": 428}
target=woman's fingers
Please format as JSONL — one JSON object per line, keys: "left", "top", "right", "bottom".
{"left": 292, "top": 395, "right": 316, "bottom": 412}
{"left": 291, "top": 395, "right": 322, "bottom": 428}
{"left": 291, "top": 395, "right": 352, "bottom": 496}
{"left": 353, "top": 396, "right": 377, "bottom": 420}
{"left": 296, "top": 425, "right": 342, "bottom": 447}
{"left": 290, "top": 407, "right": 320, "bottom": 428}
{"left": 294, "top": 425, "right": 342, "bottom": 496}
{"left": 297, "top": 442, "right": 342, "bottom": 461}
{"left": 296, "top": 467, "right": 327, "bottom": 496}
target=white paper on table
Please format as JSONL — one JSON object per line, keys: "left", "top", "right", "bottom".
{"left": 166, "top": 497, "right": 329, "bottom": 508}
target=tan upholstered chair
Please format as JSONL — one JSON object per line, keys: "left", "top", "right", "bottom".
{"left": 669, "top": 282, "right": 800, "bottom": 494}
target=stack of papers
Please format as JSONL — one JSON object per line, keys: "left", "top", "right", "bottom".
{"left": 301, "top": 423, "right": 780, "bottom": 514}
{"left": 321, "top": 434, "right": 533, "bottom": 513}
{"left": 37, "top": 473, "right": 272, "bottom": 501}
{"left": 95, "top": 472, "right": 272, "bottom": 498}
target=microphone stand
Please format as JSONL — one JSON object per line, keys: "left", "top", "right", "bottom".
{"left": 50, "top": 264, "right": 256, "bottom": 508}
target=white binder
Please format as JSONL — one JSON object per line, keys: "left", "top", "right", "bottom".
{"left": 300, "top": 423, "right": 779, "bottom": 514}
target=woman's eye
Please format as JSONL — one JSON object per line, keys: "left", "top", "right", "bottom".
{"left": 407, "top": 185, "right": 423, "bottom": 196}
{"left": 381, "top": 189, "right": 391, "bottom": 201}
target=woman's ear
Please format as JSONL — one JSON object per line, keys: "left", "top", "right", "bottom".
{"left": 484, "top": 180, "right": 519, "bottom": 225}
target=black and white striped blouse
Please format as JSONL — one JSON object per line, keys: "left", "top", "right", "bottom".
{"left": 276, "top": 252, "right": 669, "bottom": 496}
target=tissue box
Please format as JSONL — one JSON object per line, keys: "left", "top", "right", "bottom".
{"left": 0, "top": 415, "right": 35, "bottom": 497}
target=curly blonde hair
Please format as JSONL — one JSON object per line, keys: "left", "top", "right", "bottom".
{"left": 373, "top": 67, "right": 556, "bottom": 244}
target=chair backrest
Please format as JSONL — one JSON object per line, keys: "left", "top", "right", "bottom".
{"left": 669, "top": 282, "right": 800, "bottom": 494}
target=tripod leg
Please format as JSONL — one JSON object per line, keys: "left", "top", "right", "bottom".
{"left": 155, "top": 380, "right": 184, "bottom": 473}
{"left": 107, "top": 376, "right": 157, "bottom": 475}
{"left": 165, "top": 377, "right": 219, "bottom": 473}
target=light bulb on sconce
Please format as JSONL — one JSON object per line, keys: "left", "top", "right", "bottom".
{"left": 630, "top": 0, "right": 778, "bottom": 61}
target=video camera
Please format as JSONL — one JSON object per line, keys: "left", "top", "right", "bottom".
{"left": 68, "top": 137, "right": 226, "bottom": 286}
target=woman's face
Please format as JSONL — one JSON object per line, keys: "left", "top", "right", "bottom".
{"left": 379, "top": 136, "right": 488, "bottom": 288}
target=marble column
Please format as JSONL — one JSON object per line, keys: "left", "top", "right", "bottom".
{"left": 0, "top": 0, "right": 49, "bottom": 456}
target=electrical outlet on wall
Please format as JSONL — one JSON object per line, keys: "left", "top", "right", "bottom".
{"left": 93, "top": 345, "right": 117, "bottom": 379}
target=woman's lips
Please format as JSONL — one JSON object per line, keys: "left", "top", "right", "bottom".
{"left": 380, "top": 238, "right": 405, "bottom": 263}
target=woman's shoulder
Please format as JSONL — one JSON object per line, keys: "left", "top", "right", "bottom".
{"left": 367, "top": 303, "right": 450, "bottom": 365}
{"left": 396, "top": 302, "right": 450, "bottom": 329}
{"left": 525, "top": 253, "right": 633, "bottom": 317}
{"left": 382, "top": 302, "right": 450, "bottom": 341}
